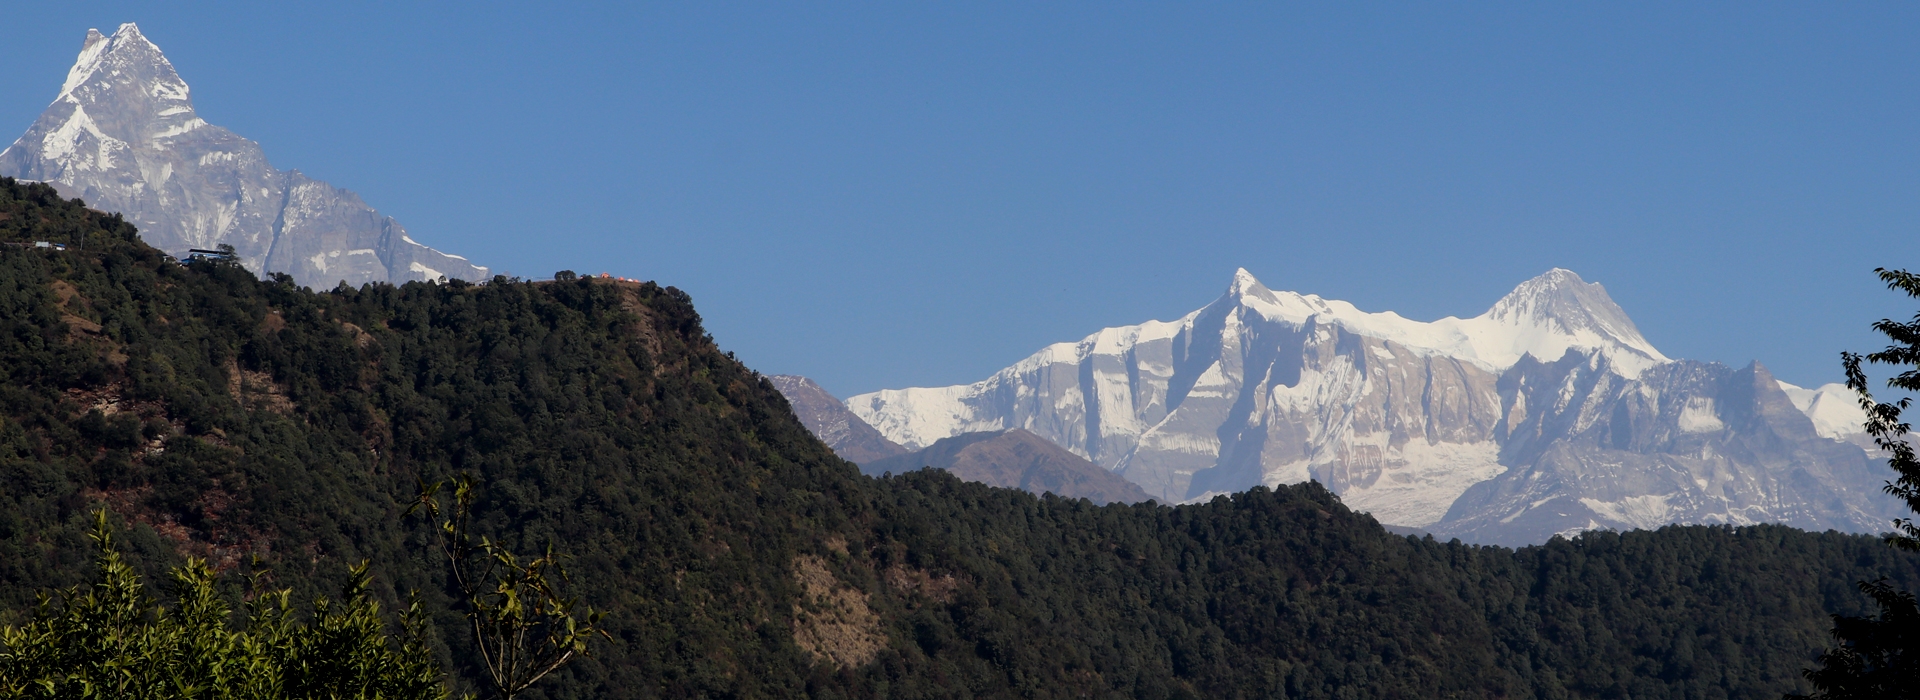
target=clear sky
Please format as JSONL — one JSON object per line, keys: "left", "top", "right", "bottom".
{"left": 5, "top": 3, "right": 1918, "bottom": 398}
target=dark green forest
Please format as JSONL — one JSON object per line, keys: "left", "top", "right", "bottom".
{"left": 0, "top": 175, "right": 1916, "bottom": 699}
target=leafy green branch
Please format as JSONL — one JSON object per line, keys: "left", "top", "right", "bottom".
{"left": 0, "top": 510, "right": 443, "bottom": 699}
{"left": 1842, "top": 267, "right": 1920, "bottom": 551}
{"left": 408, "top": 475, "right": 608, "bottom": 700}
{"left": 1798, "top": 268, "right": 1920, "bottom": 699}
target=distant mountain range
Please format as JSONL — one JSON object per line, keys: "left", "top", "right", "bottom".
{"left": 770, "top": 376, "right": 1148, "bottom": 504}
{"left": 862, "top": 430, "right": 1153, "bottom": 506}
{"left": 769, "top": 375, "right": 907, "bottom": 464}
{"left": 839, "top": 268, "right": 1899, "bottom": 545}
{"left": 0, "top": 24, "right": 486, "bottom": 289}
{"left": 6, "top": 175, "right": 1915, "bottom": 697}
{"left": 9, "top": 26, "right": 1893, "bottom": 548}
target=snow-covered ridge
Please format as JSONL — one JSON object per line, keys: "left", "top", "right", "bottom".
{"left": 1228, "top": 267, "right": 1669, "bottom": 378}
{"left": 59, "top": 29, "right": 114, "bottom": 102}
{"left": 54, "top": 24, "right": 191, "bottom": 119}
{"left": 1776, "top": 381, "right": 1867, "bottom": 440}
{"left": 2, "top": 24, "right": 488, "bottom": 288}
{"left": 849, "top": 267, "right": 1671, "bottom": 451}
{"left": 844, "top": 268, "right": 1898, "bottom": 544}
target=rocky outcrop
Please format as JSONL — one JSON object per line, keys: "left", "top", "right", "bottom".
{"left": 1437, "top": 354, "right": 1898, "bottom": 543}
{"left": 0, "top": 24, "right": 486, "bottom": 289}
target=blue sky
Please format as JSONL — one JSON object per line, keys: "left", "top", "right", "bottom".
{"left": 5, "top": 3, "right": 1918, "bottom": 397}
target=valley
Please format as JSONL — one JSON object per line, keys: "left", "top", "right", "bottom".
{"left": 1, "top": 18, "right": 1916, "bottom": 700}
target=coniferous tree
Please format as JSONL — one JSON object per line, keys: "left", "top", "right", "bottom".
{"left": 8, "top": 176, "right": 1920, "bottom": 698}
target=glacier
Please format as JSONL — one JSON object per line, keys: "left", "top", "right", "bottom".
{"left": 848, "top": 268, "right": 1895, "bottom": 545}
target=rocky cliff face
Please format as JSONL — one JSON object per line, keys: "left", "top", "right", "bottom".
{"left": 769, "top": 375, "right": 908, "bottom": 464}
{"left": 848, "top": 268, "right": 1897, "bottom": 544}
{"left": 1439, "top": 354, "right": 1896, "bottom": 543}
{"left": 0, "top": 24, "right": 486, "bottom": 289}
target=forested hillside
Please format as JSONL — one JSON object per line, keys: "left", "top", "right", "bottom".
{"left": 1, "top": 175, "right": 1916, "bottom": 699}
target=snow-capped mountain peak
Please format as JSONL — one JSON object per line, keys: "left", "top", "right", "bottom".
{"left": 1457, "top": 268, "right": 1670, "bottom": 377}
{"left": 2, "top": 24, "right": 487, "bottom": 289}
{"left": 1207, "top": 267, "right": 1668, "bottom": 378}
{"left": 1478, "top": 269, "right": 1662, "bottom": 355}
{"left": 58, "top": 29, "right": 113, "bottom": 102}
{"left": 1214, "top": 268, "right": 1335, "bottom": 324}
{"left": 1228, "top": 267, "right": 1262, "bottom": 296}
{"left": 848, "top": 266, "right": 1673, "bottom": 478}
{"left": 1776, "top": 381, "right": 1870, "bottom": 442}
{"left": 846, "top": 267, "right": 1895, "bottom": 544}
{"left": 56, "top": 24, "right": 188, "bottom": 114}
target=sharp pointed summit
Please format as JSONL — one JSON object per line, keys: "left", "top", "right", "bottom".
{"left": 1481, "top": 269, "right": 1657, "bottom": 349}
{"left": 844, "top": 268, "right": 1890, "bottom": 544}
{"left": 1, "top": 25, "right": 487, "bottom": 289}
{"left": 1227, "top": 267, "right": 1265, "bottom": 296}
{"left": 1201, "top": 267, "right": 1666, "bottom": 377}
{"left": 1461, "top": 268, "right": 1670, "bottom": 377}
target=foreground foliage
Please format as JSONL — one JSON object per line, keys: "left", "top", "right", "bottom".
{"left": 0, "top": 512, "right": 441, "bottom": 699}
{"left": 1794, "top": 579, "right": 1919, "bottom": 700}
{"left": 410, "top": 475, "right": 607, "bottom": 699}
{"left": 3, "top": 176, "right": 1920, "bottom": 698}
{"left": 1793, "top": 269, "right": 1920, "bottom": 699}
{"left": 1843, "top": 267, "right": 1920, "bottom": 551}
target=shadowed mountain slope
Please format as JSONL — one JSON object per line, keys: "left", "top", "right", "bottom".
{"left": 863, "top": 429, "right": 1154, "bottom": 505}
{"left": 769, "top": 374, "right": 907, "bottom": 464}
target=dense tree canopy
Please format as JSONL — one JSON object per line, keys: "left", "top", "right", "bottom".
{"left": 1, "top": 176, "right": 1919, "bottom": 698}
